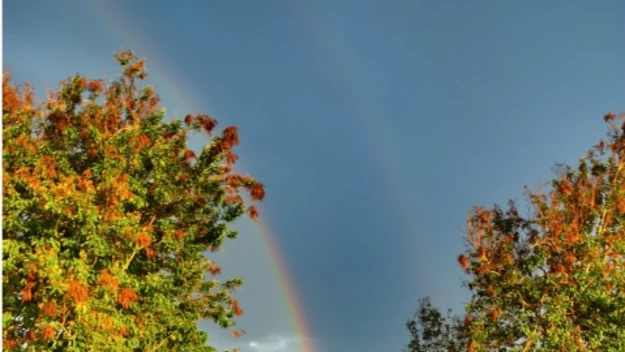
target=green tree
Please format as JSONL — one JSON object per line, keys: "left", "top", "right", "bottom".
{"left": 404, "top": 297, "right": 466, "bottom": 352}
{"left": 3, "top": 50, "right": 264, "bottom": 351}
{"left": 406, "top": 112, "right": 625, "bottom": 351}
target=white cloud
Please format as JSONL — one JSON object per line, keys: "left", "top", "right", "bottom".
{"left": 246, "top": 334, "right": 307, "bottom": 352}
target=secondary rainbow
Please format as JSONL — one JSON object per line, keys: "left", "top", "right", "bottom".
{"left": 87, "top": 2, "right": 315, "bottom": 351}
{"left": 290, "top": 2, "right": 437, "bottom": 294}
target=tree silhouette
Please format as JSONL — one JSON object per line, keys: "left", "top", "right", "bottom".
{"left": 404, "top": 297, "right": 467, "bottom": 352}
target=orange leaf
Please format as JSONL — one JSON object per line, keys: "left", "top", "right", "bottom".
{"left": 184, "top": 114, "right": 193, "bottom": 126}
{"left": 66, "top": 281, "right": 89, "bottom": 304}
{"left": 117, "top": 288, "right": 138, "bottom": 309}
{"left": 135, "top": 232, "right": 151, "bottom": 247}
{"left": 208, "top": 265, "right": 222, "bottom": 276}
{"left": 458, "top": 254, "right": 469, "bottom": 270}
{"left": 42, "top": 301, "right": 57, "bottom": 316}
{"left": 42, "top": 325, "right": 55, "bottom": 341}
{"left": 247, "top": 206, "right": 259, "bottom": 221}
{"left": 248, "top": 183, "right": 265, "bottom": 201}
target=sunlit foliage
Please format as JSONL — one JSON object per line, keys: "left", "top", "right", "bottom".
{"left": 407, "top": 112, "right": 625, "bottom": 351}
{"left": 3, "top": 50, "right": 263, "bottom": 351}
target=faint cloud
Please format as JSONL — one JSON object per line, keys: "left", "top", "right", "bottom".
{"left": 246, "top": 334, "right": 307, "bottom": 352}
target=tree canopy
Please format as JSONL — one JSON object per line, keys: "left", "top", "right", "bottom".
{"left": 3, "top": 50, "right": 263, "bottom": 351}
{"left": 406, "top": 112, "right": 625, "bottom": 351}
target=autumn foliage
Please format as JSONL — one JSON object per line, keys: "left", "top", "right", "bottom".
{"left": 3, "top": 50, "right": 263, "bottom": 351}
{"left": 407, "top": 112, "right": 625, "bottom": 351}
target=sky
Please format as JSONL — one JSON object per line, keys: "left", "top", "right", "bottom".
{"left": 3, "top": 1, "right": 625, "bottom": 351}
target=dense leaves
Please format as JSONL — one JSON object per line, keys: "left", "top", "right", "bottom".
{"left": 3, "top": 50, "right": 263, "bottom": 351}
{"left": 406, "top": 112, "right": 625, "bottom": 351}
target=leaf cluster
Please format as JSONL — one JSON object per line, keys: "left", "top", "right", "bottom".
{"left": 3, "top": 50, "right": 262, "bottom": 351}
{"left": 407, "top": 112, "right": 625, "bottom": 351}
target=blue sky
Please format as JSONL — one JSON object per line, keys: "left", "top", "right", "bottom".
{"left": 4, "top": 1, "right": 624, "bottom": 351}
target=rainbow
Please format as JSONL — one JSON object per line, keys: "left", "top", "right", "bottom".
{"left": 87, "top": 2, "right": 315, "bottom": 351}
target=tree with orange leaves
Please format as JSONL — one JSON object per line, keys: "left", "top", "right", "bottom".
{"left": 3, "top": 50, "right": 263, "bottom": 351}
{"left": 406, "top": 112, "right": 625, "bottom": 351}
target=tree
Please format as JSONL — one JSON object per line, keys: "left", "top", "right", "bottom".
{"left": 406, "top": 112, "right": 625, "bottom": 351}
{"left": 404, "top": 297, "right": 467, "bottom": 352}
{"left": 3, "top": 50, "right": 264, "bottom": 351}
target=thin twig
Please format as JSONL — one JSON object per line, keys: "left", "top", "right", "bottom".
{"left": 597, "top": 161, "right": 623, "bottom": 237}
{"left": 149, "top": 332, "right": 173, "bottom": 352}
